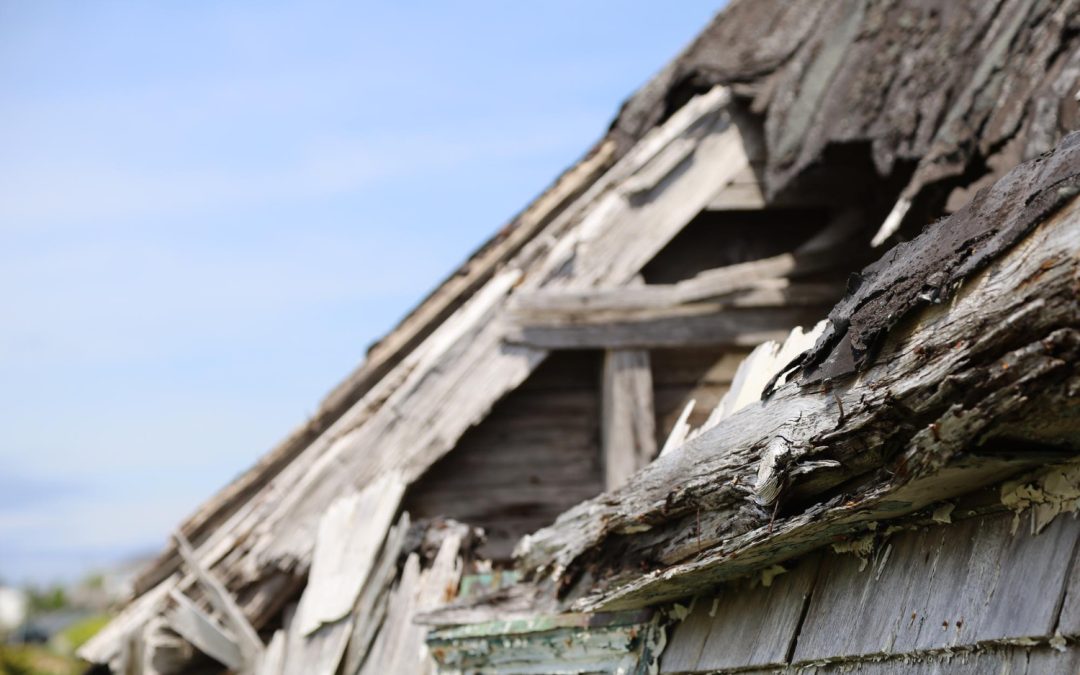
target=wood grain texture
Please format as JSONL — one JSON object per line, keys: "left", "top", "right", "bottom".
{"left": 602, "top": 349, "right": 657, "bottom": 491}
{"left": 732, "top": 644, "right": 1080, "bottom": 674}
{"left": 403, "top": 351, "right": 603, "bottom": 561}
{"left": 507, "top": 303, "right": 825, "bottom": 350}
{"left": 793, "top": 512, "right": 1080, "bottom": 662}
{"left": 660, "top": 553, "right": 820, "bottom": 673}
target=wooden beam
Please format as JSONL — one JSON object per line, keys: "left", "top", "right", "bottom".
{"left": 507, "top": 303, "right": 830, "bottom": 350}
{"left": 601, "top": 349, "right": 657, "bottom": 491}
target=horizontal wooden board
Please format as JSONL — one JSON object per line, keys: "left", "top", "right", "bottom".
{"left": 508, "top": 305, "right": 827, "bottom": 350}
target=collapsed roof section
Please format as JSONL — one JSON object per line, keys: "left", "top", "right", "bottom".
{"left": 423, "top": 131, "right": 1080, "bottom": 673}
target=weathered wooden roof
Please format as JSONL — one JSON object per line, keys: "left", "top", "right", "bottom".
{"left": 83, "top": 1, "right": 1080, "bottom": 671}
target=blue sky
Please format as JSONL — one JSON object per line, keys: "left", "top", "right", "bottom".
{"left": 0, "top": 1, "right": 722, "bottom": 584}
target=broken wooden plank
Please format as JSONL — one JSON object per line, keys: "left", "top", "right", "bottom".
{"left": 295, "top": 472, "right": 406, "bottom": 636}
{"left": 361, "top": 525, "right": 467, "bottom": 675}
{"left": 165, "top": 590, "right": 243, "bottom": 671}
{"left": 173, "top": 531, "right": 264, "bottom": 667}
{"left": 342, "top": 512, "right": 411, "bottom": 675}
{"left": 601, "top": 349, "right": 657, "bottom": 490}
{"left": 257, "top": 629, "right": 285, "bottom": 675}
{"left": 271, "top": 479, "right": 408, "bottom": 675}
{"left": 659, "top": 400, "right": 695, "bottom": 458}
{"left": 702, "top": 321, "right": 825, "bottom": 437}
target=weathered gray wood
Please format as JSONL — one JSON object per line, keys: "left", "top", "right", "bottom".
{"left": 257, "top": 628, "right": 285, "bottom": 675}
{"left": 164, "top": 590, "right": 243, "bottom": 671}
{"left": 660, "top": 553, "right": 821, "bottom": 673}
{"left": 753, "top": 644, "right": 1080, "bottom": 674}
{"left": 361, "top": 528, "right": 465, "bottom": 675}
{"left": 294, "top": 473, "right": 405, "bottom": 636}
{"left": 511, "top": 188, "right": 1080, "bottom": 613}
{"left": 271, "top": 481, "right": 408, "bottom": 675}
{"left": 659, "top": 400, "right": 696, "bottom": 458}
{"left": 404, "top": 352, "right": 603, "bottom": 560}
{"left": 793, "top": 511, "right": 1080, "bottom": 662}
{"left": 342, "top": 513, "right": 410, "bottom": 675}
{"left": 507, "top": 304, "right": 827, "bottom": 350}
{"left": 1057, "top": 519, "right": 1080, "bottom": 635}
{"left": 602, "top": 349, "right": 657, "bottom": 490}
{"left": 511, "top": 279, "right": 841, "bottom": 317}
{"left": 173, "top": 532, "right": 264, "bottom": 668}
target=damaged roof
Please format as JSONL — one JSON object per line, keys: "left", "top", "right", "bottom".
{"left": 84, "top": 1, "right": 1080, "bottom": 672}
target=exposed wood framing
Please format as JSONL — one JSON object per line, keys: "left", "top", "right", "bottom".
{"left": 511, "top": 174, "right": 1080, "bottom": 613}
{"left": 505, "top": 212, "right": 860, "bottom": 350}
{"left": 133, "top": 0, "right": 1080, "bottom": 604}
{"left": 601, "top": 349, "right": 657, "bottom": 491}
{"left": 82, "top": 85, "right": 756, "bottom": 667}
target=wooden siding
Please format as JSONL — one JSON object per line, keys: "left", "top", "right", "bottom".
{"left": 661, "top": 510, "right": 1080, "bottom": 673}
{"left": 403, "top": 351, "right": 603, "bottom": 561}
{"left": 650, "top": 347, "right": 748, "bottom": 445}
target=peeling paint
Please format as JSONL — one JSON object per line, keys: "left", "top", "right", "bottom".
{"left": 1050, "top": 633, "right": 1068, "bottom": 652}
{"left": 760, "top": 564, "right": 787, "bottom": 588}
{"left": 830, "top": 534, "right": 876, "bottom": 557}
{"left": 931, "top": 503, "right": 955, "bottom": 524}
{"left": 1000, "top": 460, "right": 1080, "bottom": 534}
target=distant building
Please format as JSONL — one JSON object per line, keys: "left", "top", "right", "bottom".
{"left": 0, "top": 586, "right": 27, "bottom": 633}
